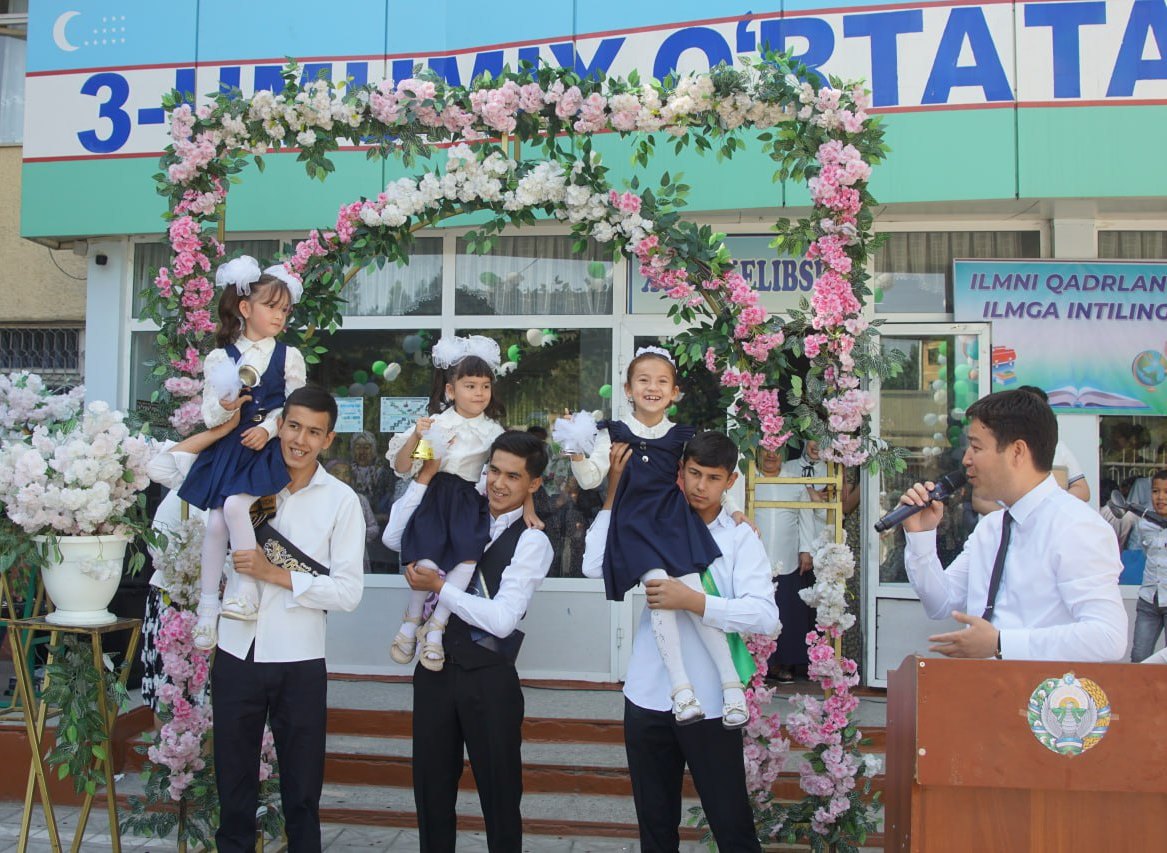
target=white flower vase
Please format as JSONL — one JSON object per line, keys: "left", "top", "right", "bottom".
{"left": 34, "top": 534, "right": 129, "bottom": 627}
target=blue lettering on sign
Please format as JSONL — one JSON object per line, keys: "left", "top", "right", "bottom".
{"left": 255, "top": 65, "right": 286, "bottom": 93}
{"left": 472, "top": 51, "right": 504, "bottom": 81}
{"left": 843, "top": 10, "right": 924, "bottom": 107}
{"left": 1024, "top": 2, "right": 1106, "bottom": 99}
{"left": 550, "top": 38, "right": 625, "bottom": 80}
{"left": 1107, "top": 0, "right": 1167, "bottom": 96}
{"left": 653, "top": 27, "right": 732, "bottom": 79}
{"left": 78, "top": 72, "right": 131, "bottom": 153}
{"left": 218, "top": 65, "right": 241, "bottom": 96}
{"left": 922, "top": 7, "right": 1013, "bottom": 104}
{"left": 759, "top": 18, "right": 835, "bottom": 86}
{"left": 138, "top": 67, "right": 195, "bottom": 125}
{"left": 427, "top": 56, "right": 461, "bottom": 86}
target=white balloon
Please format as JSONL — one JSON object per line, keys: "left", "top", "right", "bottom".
{"left": 933, "top": 432, "right": 945, "bottom": 441}
{"left": 383, "top": 362, "right": 402, "bottom": 381}
{"left": 525, "top": 328, "right": 544, "bottom": 347}
{"left": 498, "top": 361, "right": 518, "bottom": 376}
{"left": 950, "top": 407, "right": 965, "bottom": 419}
{"left": 937, "top": 354, "right": 947, "bottom": 365}
{"left": 413, "top": 350, "right": 430, "bottom": 366}
{"left": 923, "top": 413, "right": 938, "bottom": 426}
{"left": 933, "top": 390, "right": 946, "bottom": 404}
{"left": 931, "top": 379, "right": 945, "bottom": 391}
{"left": 403, "top": 334, "right": 421, "bottom": 354}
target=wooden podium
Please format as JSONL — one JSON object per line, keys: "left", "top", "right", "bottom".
{"left": 886, "top": 655, "right": 1167, "bottom": 852}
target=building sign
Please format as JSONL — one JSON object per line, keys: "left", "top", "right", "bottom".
{"left": 25, "top": 1, "right": 1167, "bottom": 163}
{"left": 333, "top": 397, "right": 364, "bottom": 433}
{"left": 953, "top": 259, "right": 1167, "bottom": 414}
{"left": 630, "top": 234, "right": 823, "bottom": 315}
{"left": 379, "top": 396, "right": 428, "bottom": 433}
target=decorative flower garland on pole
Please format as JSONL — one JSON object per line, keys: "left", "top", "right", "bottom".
{"left": 140, "top": 53, "right": 900, "bottom": 848}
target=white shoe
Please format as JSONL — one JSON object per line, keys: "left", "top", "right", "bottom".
{"left": 671, "top": 685, "right": 704, "bottom": 726}
{"left": 220, "top": 594, "right": 259, "bottom": 621}
{"left": 721, "top": 684, "right": 749, "bottom": 730}
{"left": 418, "top": 619, "right": 447, "bottom": 672}
{"left": 193, "top": 596, "right": 220, "bottom": 650}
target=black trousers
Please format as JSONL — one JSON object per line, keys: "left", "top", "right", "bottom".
{"left": 624, "top": 699, "right": 761, "bottom": 853}
{"left": 412, "top": 660, "right": 525, "bottom": 853}
{"left": 212, "top": 648, "right": 327, "bottom": 853}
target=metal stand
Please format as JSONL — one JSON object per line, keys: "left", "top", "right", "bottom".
{"left": 2, "top": 615, "right": 141, "bottom": 853}
{"left": 0, "top": 570, "right": 49, "bottom": 716}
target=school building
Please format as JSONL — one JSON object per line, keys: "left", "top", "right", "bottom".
{"left": 12, "top": 1, "right": 1167, "bottom": 684}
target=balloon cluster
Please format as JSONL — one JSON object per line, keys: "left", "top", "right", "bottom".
{"left": 920, "top": 338, "right": 980, "bottom": 458}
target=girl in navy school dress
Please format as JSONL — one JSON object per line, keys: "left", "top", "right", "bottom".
{"left": 557, "top": 347, "right": 749, "bottom": 728}
{"left": 178, "top": 256, "right": 306, "bottom": 650}
{"left": 383, "top": 335, "right": 537, "bottom": 671}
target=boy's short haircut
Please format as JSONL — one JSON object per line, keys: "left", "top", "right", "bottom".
{"left": 682, "top": 431, "right": 738, "bottom": 474}
{"left": 491, "top": 430, "right": 549, "bottom": 479}
{"left": 965, "top": 389, "right": 1057, "bottom": 472}
{"left": 1152, "top": 469, "right": 1167, "bottom": 485}
{"left": 284, "top": 385, "right": 339, "bottom": 431}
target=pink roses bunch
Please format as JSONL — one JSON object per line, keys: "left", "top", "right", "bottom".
{"left": 148, "top": 608, "right": 212, "bottom": 801}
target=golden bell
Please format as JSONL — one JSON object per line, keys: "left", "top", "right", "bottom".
{"left": 238, "top": 364, "right": 261, "bottom": 388}
{"left": 411, "top": 438, "right": 436, "bottom": 460}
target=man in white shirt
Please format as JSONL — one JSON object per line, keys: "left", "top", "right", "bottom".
{"left": 899, "top": 389, "right": 1126, "bottom": 662}
{"left": 384, "top": 431, "right": 554, "bottom": 853}
{"left": 583, "top": 431, "right": 779, "bottom": 852}
{"left": 212, "top": 387, "right": 366, "bottom": 853}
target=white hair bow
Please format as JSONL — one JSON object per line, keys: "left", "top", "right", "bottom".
{"left": 431, "top": 335, "right": 502, "bottom": 371}
{"left": 635, "top": 345, "right": 675, "bottom": 366}
{"left": 215, "top": 256, "right": 262, "bottom": 296}
{"left": 263, "top": 263, "right": 304, "bottom": 304}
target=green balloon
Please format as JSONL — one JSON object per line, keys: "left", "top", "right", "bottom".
{"left": 667, "top": 404, "right": 678, "bottom": 417}
{"left": 598, "top": 384, "right": 613, "bottom": 399}
{"left": 968, "top": 339, "right": 979, "bottom": 360}
{"left": 953, "top": 379, "right": 971, "bottom": 396}
{"left": 947, "top": 425, "right": 963, "bottom": 443}
{"left": 954, "top": 364, "right": 970, "bottom": 381}
{"left": 507, "top": 344, "right": 522, "bottom": 362}
{"left": 353, "top": 369, "right": 369, "bottom": 384}
{"left": 938, "top": 341, "right": 948, "bottom": 355}
{"left": 372, "top": 360, "right": 388, "bottom": 376}
{"left": 335, "top": 386, "right": 349, "bottom": 397}
{"left": 874, "top": 288, "right": 884, "bottom": 303}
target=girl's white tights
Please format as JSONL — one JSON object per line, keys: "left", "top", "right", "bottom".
{"left": 199, "top": 494, "right": 260, "bottom": 620}
{"left": 644, "top": 569, "right": 745, "bottom": 719}
{"left": 398, "top": 560, "right": 477, "bottom": 646}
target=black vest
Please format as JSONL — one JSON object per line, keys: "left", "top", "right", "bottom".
{"left": 444, "top": 517, "right": 526, "bottom": 670}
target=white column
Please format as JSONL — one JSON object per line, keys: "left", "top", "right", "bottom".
{"left": 83, "top": 238, "right": 131, "bottom": 407}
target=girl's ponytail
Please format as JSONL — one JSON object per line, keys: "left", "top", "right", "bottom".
{"left": 215, "top": 287, "right": 244, "bottom": 348}
{"left": 426, "top": 365, "right": 449, "bottom": 415}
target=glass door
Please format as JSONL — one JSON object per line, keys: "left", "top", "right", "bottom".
{"left": 864, "top": 324, "right": 990, "bottom": 686}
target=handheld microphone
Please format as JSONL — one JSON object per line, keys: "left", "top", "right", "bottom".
{"left": 1107, "top": 490, "right": 1167, "bottom": 529}
{"left": 873, "top": 469, "right": 968, "bottom": 533}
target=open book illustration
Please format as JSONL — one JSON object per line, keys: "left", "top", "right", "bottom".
{"left": 1046, "top": 386, "right": 1148, "bottom": 409}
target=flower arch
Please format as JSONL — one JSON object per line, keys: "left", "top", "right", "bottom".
{"left": 142, "top": 54, "right": 896, "bottom": 845}
{"left": 146, "top": 56, "right": 903, "bottom": 472}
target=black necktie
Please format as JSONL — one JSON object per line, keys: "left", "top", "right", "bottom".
{"left": 982, "top": 511, "right": 1013, "bottom": 622}
{"left": 802, "top": 462, "right": 815, "bottom": 477}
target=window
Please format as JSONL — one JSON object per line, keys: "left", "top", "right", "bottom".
{"left": 1099, "top": 231, "right": 1167, "bottom": 260}
{"left": 455, "top": 236, "right": 613, "bottom": 315}
{"left": 874, "top": 231, "right": 1042, "bottom": 314}
{"left": 0, "top": 326, "right": 82, "bottom": 387}
{"left": 0, "top": 10, "right": 26, "bottom": 144}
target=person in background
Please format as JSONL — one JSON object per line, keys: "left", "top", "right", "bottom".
{"left": 754, "top": 443, "right": 825, "bottom": 683}
{"left": 1130, "top": 470, "right": 1167, "bottom": 662}
{"left": 327, "top": 460, "right": 379, "bottom": 572}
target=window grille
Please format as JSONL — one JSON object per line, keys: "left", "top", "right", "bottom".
{"left": 0, "top": 326, "right": 82, "bottom": 388}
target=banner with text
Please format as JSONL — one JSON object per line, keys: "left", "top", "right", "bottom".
{"left": 953, "top": 259, "right": 1167, "bottom": 414}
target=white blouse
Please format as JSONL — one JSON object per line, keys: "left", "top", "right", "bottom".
{"left": 386, "top": 407, "right": 505, "bottom": 483}
{"left": 201, "top": 336, "right": 307, "bottom": 438}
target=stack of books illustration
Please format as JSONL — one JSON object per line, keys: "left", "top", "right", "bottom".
{"left": 991, "top": 346, "right": 1017, "bottom": 386}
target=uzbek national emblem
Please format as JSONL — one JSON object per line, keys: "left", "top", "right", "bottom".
{"left": 1026, "top": 672, "right": 1111, "bottom": 756}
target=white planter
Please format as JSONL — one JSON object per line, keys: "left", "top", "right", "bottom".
{"left": 34, "top": 534, "right": 130, "bottom": 627}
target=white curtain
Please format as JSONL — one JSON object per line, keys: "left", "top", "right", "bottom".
{"left": 1099, "top": 231, "right": 1167, "bottom": 260}
{"left": 0, "top": 34, "right": 26, "bottom": 144}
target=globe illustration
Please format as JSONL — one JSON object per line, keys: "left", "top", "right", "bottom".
{"left": 1132, "top": 350, "right": 1167, "bottom": 389}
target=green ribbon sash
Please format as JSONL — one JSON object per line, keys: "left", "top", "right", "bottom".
{"left": 700, "top": 570, "right": 758, "bottom": 684}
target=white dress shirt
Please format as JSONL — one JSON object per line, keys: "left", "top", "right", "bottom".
{"left": 385, "top": 481, "right": 553, "bottom": 638}
{"left": 201, "top": 336, "right": 307, "bottom": 438}
{"left": 583, "top": 508, "right": 780, "bottom": 715}
{"left": 1052, "top": 442, "right": 1084, "bottom": 486}
{"left": 755, "top": 457, "right": 827, "bottom": 577}
{"left": 385, "top": 407, "right": 504, "bottom": 483}
{"left": 904, "top": 475, "right": 1127, "bottom": 661}
{"left": 217, "top": 464, "right": 365, "bottom": 662}
{"left": 145, "top": 446, "right": 207, "bottom": 590}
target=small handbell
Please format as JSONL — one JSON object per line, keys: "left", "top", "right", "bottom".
{"left": 411, "top": 438, "right": 436, "bottom": 460}
{"left": 238, "top": 364, "right": 261, "bottom": 389}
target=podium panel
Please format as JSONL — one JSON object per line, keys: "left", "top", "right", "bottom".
{"left": 886, "top": 656, "right": 1167, "bottom": 852}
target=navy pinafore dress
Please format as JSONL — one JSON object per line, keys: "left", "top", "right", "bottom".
{"left": 177, "top": 342, "right": 292, "bottom": 510}
{"left": 600, "top": 420, "right": 722, "bottom": 601}
{"left": 399, "top": 470, "right": 491, "bottom": 573}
